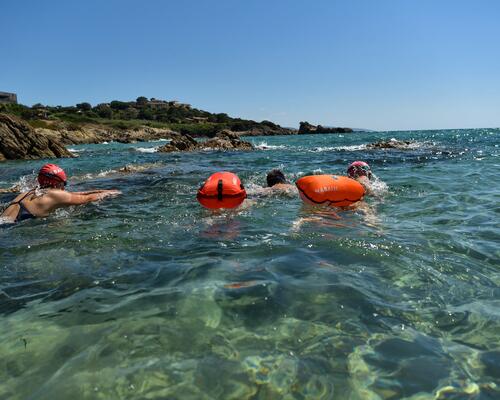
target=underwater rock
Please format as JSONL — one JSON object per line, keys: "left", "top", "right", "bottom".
{"left": 116, "top": 162, "right": 163, "bottom": 174}
{"left": 481, "top": 351, "right": 500, "bottom": 379}
{"left": 0, "top": 113, "right": 73, "bottom": 161}
{"left": 348, "top": 335, "right": 453, "bottom": 399}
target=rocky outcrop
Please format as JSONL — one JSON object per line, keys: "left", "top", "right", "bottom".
{"left": 203, "top": 130, "right": 254, "bottom": 151}
{"left": 156, "top": 133, "right": 198, "bottom": 152}
{"left": 0, "top": 113, "right": 73, "bottom": 161}
{"left": 158, "top": 130, "right": 254, "bottom": 153}
{"left": 35, "top": 124, "right": 176, "bottom": 145}
{"left": 298, "top": 121, "right": 353, "bottom": 134}
{"left": 366, "top": 139, "right": 417, "bottom": 150}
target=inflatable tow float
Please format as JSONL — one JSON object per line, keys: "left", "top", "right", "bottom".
{"left": 197, "top": 171, "right": 246, "bottom": 209}
{"left": 296, "top": 175, "right": 365, "bottom": 207}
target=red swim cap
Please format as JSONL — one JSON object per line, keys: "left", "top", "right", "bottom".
{"left": 38, "top": 163, "right": 67, "bottom": 188}
{"left": 347, "top": 161, "right": 372, "bottom": 179}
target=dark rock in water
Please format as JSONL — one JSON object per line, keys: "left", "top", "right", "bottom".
{"left": 481, "top": 351, "right": 500, "bottom": 379}
{"left": 156, "top": 133, "right": 198, "bottom": 152}
{"left": 157, "top": 130, "right": 253, "bottom": 153}
{"left": 203, "top": 130, "right": 254, "bottom": 151}
{"left": 0, "top": 113, "right": 73, "bottom": 161}
{"left": 298, "top": 121, "right": 353, "bottom": 134}
{"left": 366, "top": 139, "right": 416, "bottom": 150}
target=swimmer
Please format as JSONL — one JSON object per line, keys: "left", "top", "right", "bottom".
{"left": 292, "top": 162, "right": 379, "bottom": 231}
{"left": 265, "top": 169, "right": 296, "bottom": 195}
{"left": 347, "top": 161, "right": 373, "bottom": 195}
{"left": 0, "top": 163, "right": 121, "bottom": 223}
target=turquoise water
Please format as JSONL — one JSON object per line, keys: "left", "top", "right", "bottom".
{"left": 0, "top": 129, "right": 499, "bottom": 399}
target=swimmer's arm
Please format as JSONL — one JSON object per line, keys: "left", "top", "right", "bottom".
{"left": 46, "top": 189, "right": 121, "bottom": 208}
{"left": 71, "top": 189, "right": 120, "bottom": 195}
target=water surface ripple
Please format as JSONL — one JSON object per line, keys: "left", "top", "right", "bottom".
{"left": 0, "top": 129, "right": 499, "bottom": 399}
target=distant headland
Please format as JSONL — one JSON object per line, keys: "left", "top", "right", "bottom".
{"left": 0, "top": 95, "right": 353, "bottom": 137}
{"left": 0, "top": 95, "right": 355, "bottom": 160}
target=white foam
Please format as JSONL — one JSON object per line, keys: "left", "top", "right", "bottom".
{"left": 94, "top": 170, "right": 115, "bottom": 178}
{"left": 311, "top": 144, "right": 367, "bottom": 152}
{"left": 0, "top": 217, "right": 14, "bottom": 225}
{"left": 367, "top": 175, "right": 389, "bottom": 197}
{"left": 135, "top": 147, "right": 159, "bottom": 153}
{"left": 68, "top": 148, "right": 86, "bottom": 153}
{"left": 255, "top": 141, "right": 287, "bottom": 150}
{"left": 11, "top": 174, "right": 37, "bottom": 192}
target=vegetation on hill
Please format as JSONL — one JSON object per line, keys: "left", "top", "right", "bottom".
{"left": 0, "top": 97, "right": 289, "bottom": 137}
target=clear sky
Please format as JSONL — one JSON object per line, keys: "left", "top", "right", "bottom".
{"left": 1, "top": 0, "right": 499, "bottom": 131}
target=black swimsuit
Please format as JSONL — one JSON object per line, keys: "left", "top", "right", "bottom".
{"left": 7, "top": 190, "right": 37, "bottom": 222}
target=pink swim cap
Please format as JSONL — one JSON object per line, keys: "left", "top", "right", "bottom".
{"left": 347, "top": 161, "right": 372, "bottom": 179}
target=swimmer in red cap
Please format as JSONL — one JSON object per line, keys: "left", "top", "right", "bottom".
{"left": 1, "top": 163, "right": 120, "bottom": 223}
{"left": 347, "top": 161, "right": 373, "bottom": 194}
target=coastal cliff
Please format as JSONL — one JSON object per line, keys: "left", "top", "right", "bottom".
{"left": 0, "top": 113, "right": 73, "bottom": 161}
{"left": 158, "top": 130, "right": 253, "bottom": 153}
{"left": 35, "top": 122, "right": 177, "bottom": 145}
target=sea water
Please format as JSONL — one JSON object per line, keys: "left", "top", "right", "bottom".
{"left": 0, "top": 129, "right": 499, "bottom": 399}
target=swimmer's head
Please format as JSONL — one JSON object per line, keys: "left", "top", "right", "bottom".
{"left": 347, "top": 161, "right": 372, "bottom": 180}
{"left": 38, "top": 164, "right": 67, "bottom": 189}
{"left": 266, "top": 169, "right": 287, "bottom": 187}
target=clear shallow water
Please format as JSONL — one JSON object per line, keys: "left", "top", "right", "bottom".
{"left": 0, "top": 129, "right": 499, "bottom": 399}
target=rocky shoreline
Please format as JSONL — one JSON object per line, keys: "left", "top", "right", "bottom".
{"left": 158, "top": 130, "right": 253, "bottom": 153}
{"left": 1, "top": 110, "right": 368, "bottom": 161}
{"left": 0, "top": 113, "right": 256, "bottom": 161}
{"left": 1, "top": 112, "right": 424, "bottom": 162}
{"left": 0, "top": 113, "right": 73, "bottom": 161}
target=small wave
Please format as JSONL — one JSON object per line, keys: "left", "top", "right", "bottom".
{"left": 79, "top": 170, "right": 116, "bottom": 179}
{"left": 77, "top": 162, "right": 164, "bottom": 180}
{"left": 5, "top": 174, "right": 38, "bottom": 192}
{"left": 255, "top": 142, "right": 287, "bottom": 150}
{"left": 68, "top": 148, "right": 86, "bottom": 153}
{"left": 311, "top": 144, "right": 367, "bottom": 152}
{"left": 0, "top": 217, "right": 15, "bottom": 225}
{"left": 135, "top": 147, "right": 159, "bottom": 153}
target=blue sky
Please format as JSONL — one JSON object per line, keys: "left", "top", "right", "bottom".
{"left": 1, "top": 0, "right": 499, "bottom": 131}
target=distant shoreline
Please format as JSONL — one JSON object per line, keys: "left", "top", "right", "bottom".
{"left": 0, "top": 97, "right": 354, "bottom": 140}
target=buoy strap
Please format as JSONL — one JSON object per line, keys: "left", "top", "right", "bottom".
{"left": 297, "top": 186, "right": 361, "bottom": 205}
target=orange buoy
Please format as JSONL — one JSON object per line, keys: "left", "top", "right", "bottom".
{"left": 197, "top": 171, "right": 246, "bottom": 209}
{"left": 296, "top": 175, "right": 365, "bottom": 207}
